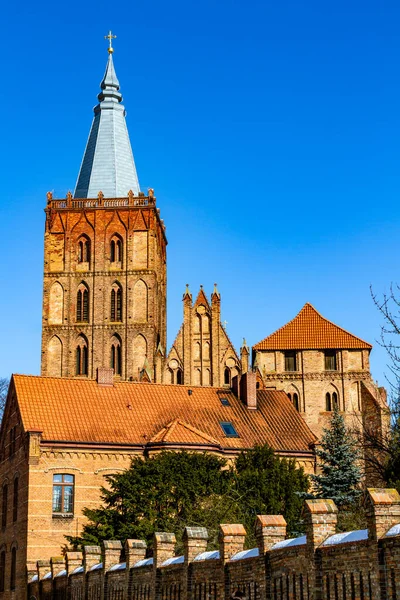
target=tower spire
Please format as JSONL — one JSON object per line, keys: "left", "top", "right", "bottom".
{"left": 74, "top": 33, "right": 140, "bottom": 199}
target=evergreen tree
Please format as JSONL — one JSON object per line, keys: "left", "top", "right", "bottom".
{"left": 234, "top": 445, "right": 309, "bottom": 538}
{"left": 66, "top": 446, "right": 310, "bottom": 551}
{"left": 311, "top": 407, "right": 361, "bottom": 507}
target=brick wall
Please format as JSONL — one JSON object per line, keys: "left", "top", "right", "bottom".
{"left": 27, "top": 488, "right": 400, "bottom": 600}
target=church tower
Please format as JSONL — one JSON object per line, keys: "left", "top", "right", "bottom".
{"left": 41, "top": 38, "right": 167, "bottom": 381}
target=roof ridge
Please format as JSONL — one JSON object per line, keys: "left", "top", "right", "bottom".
{"left": 253, "top": 303, "right": 371, "bottom": 351}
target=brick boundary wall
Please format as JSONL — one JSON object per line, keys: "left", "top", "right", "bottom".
{"left": 28, "top": 489, "right": 400, "bottom": 600}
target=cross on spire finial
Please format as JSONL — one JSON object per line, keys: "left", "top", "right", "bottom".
{"left": 105, "top": 30, "right": 117, "bottom": 54}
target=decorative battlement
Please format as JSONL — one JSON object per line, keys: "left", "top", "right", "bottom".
{"left": 27, "top": 490, "right": 400, "bottom": 600}
{"left": 46, "top": 190, "right": 156, "bottom": 211}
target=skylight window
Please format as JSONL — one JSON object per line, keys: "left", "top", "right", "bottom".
{"left": 220, "top": 422, "right": 239, "bottom": 437}
{"left": 220, "top": 398, "right": 230, "bottom": 406}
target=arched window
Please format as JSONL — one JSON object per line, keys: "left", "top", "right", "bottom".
{"left": 110, "top": 282, "right": 122, "bottom": 322}
{"left": 176, "top": 369, "right": 183, "bottom": 385}
{"left": 110, "top": 235, "right": 123, "bottom": 263}
{"left": 76, "top": 335, "right": 88, "bottom": 376}
{"left": 293, "top": 393, "right": 299, "bottom": 411}
{"left": 10, "top": 547, "right": 16, "bottom": 591}
{"left": 110, "top": 335, "right": 122, "bottom": 376}
{"left": 13, "top": 478, "right": 18, "bottom": 523}
{"left": 52, "top": 474, "right": 74, "bottom": 514}
{"left": 76, "top": 283, "right": 89, "bottom": 322}
{"left": 224, "top": 368, "right": 231, "bottom": 385}
{"left": 77, "top": 235, "right": 90, "bottom": 263}
{"left": 1, "top": 484, "right": 7, "bottom": 528}
{"left": 332, "top": 392, "right": 338, "bottom": 410}
{"left": 287, "top": 393, "right": 292, "bottom": 401}
{"left": 326, "top": 392, "right": 332, "bottom": 412}
{"left": 0, "top": 550, "right": 5, "bottom": 592}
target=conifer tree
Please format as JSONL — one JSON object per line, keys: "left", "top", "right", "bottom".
{"left": 311, "top": 407, "right": 361, "bottom": 507}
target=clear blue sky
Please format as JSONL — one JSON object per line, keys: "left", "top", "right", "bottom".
{"left": 1, "top": 0, "right": 399, "bottom": 387}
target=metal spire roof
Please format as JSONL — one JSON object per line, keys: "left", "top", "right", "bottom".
{"left": 74, "top": 51, "right": 140, "bottom": 198}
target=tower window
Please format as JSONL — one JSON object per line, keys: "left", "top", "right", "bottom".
{"left": 224, "top": 367, "right": 231, "bottom": 385}
{"left": 293, "top": 393, "right": 299, "bottom": 411}
{"left": 110, "top": 336, "right": 122, "bottom": 376}
{"left": 0, "top": 550, "right": 5, "bottom": 592}
{"left": 13, "top": 478, "right": 18, "bottom": 523}
{"left": 110, "top": 283, "right": 122, "bottom": 322}
{"left": 110, "top": 236, "right": 123, "bottom": 263}
{"left": 52, "top": 474, "right": 74, "bottom": 515}
{"left": 76, "top": 284, "right": 89, "bottom": 322}
{"left": 324, "top": 350, "right": 337, "bottom": 371}
{"left": 220, "top": 422, "right": 239, "bottom": 437}
{"left": 326, "top": 392, "right": 332, "bottom": 411}
{"left": 284, "top": 351, "right": 297, "bottom": 372}
{"left": 332, "top": 392, "right": 338, "bottom": 410}
{"left": 77, "top": 236, "right": 90, "bottom": 263}
{"left": 76, "top": 336, "right": 88, "bottom": 376}
{"left": 10, "top": 547, "right": 16, "bottom": 591}
{"left": 1, "top": 485, "right": 7, "bottom": 529}
{"left": 176, "top": 369, "right": 183, "bottom": 385}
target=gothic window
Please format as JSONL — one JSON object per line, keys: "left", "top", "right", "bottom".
{"left": 324, "top": 350, "right": 337, "bottom": 371}
{"left": 224, "top": 368, "right": 231, "bottom": 385}
{"left": 293, "top": 393, "right": 299, "bottom": 411}
{"left": 1, "top": 485, "right": 7, "bottom": 528}
{"left": 76, "top": 283, "right": 89, "bottom": 322}
{"left": 332, "top": 392, "right": 338, "bottom": 410}
{"left": 284, "top": 351, "right": 297, "bottom": 372}
{"left": 0, "top": 550, "right": 5, "bottom": 592}
{"left": 110, "top": 335, "right": 122, "bottom": 376}
{"left": 110, "top": 235, "right": 123, "bottom": 263}
{"left": 76, "top": 335, "right": 88, "bottom": 376}
{"left": 326, "top": 393, "right": 332, "bottom": 412}
{"left": 52, "top": 474, "right": 74, "bottom": 515}
{"left": 110, "top": 282, "right": 122, "bottom": 322}
{"left": 12, "top": 478, "right": 18, "bottom": 523}
{"left": 10, "top": 547, "right": 16, "bottom": 591}
{"left": 204, "top": 342, "right": 210, "bottom": 360}
{"left": 77, "top": 235, "right": 91, "bottom": 263}
{"left": 176, "top": 369, "right": 183, "bottom": 385}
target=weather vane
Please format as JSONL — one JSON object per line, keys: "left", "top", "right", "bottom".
{"left": 105, "top": 30, "right": 117, "bottom": 54}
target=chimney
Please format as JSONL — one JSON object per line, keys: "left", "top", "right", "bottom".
{"left": 97, "top": 367, "right": 114, "bottom": 386}
{"left": 240, "top": 371, "right": 257, "bottom": 409}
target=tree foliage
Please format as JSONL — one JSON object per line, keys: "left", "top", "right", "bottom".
{"left": 67, "top": 446, "right": 309, "bottom": 551}
{"left": 311, "top": 407, "right": 361, "bottom": 508}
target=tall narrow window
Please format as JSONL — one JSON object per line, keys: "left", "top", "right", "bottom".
{"left": 284, "top": 351, "right": 297, "bottom": 372}
{"left": 76, "top": 283, "right": 89, "bottom": 322}
{"left": 293, "top": 393, "right": 299, "bottom": 411}
{"left": 324, "top": 350, "right": 337, "bottom": 371}
{"left": 77, "top": 236, "right": 90, "bottom": 263}
{"left": 110, "top": 335, "right": 122, "bottom": 376}
{"left": 0, "top": 551, "right": 5, "bottom": 592}
{"left": 110, "top": 283, "right": 122, "bottom": 322}
{"left": 332, "top": 392, "right": 338, "bottom": 410}
{"left": 224, "top": 367, "right": 231, "bottom": 385}
{"left": 52, "top": 474, "right": 74, "bottom": 515}
{"left": 76, "top": 335, "right": 88, "bottom": 376}
{"left": 110, "top": 235, "right": 123, "bottom": 263}
{"left": 176, "top": 370, "right": 183, "bottom": 385}
{"left": 1, "top": 485, "right": 7, "bottom": 528}
{"left": 10, "top": 547, "right": 16, "bottom": 591}
{"left": 326, "top": 393, "right": 332, "bottom": 411}
{"left": 13, "top": 478, "right": 18, "bottom": 523}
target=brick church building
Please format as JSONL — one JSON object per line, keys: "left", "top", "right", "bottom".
{"left": 0, "top": 41, "right": 388, "bottom": 598}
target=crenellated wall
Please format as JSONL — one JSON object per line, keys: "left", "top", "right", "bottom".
{"left": 28, "top": 489, "right": 400, "bottom": 600}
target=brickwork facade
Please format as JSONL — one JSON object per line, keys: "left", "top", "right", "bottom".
{"left": 164, "top": 286, "right": 247, "bottom": 387}
{"left": 41, "top": 192, "right": 167, "bottom": 382}
{"left": 27, "top": 489, "right": 400, "bottom": 600}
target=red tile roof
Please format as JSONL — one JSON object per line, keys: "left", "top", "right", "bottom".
{"left": 253, "top": 303, "right": 372, "bottom": 351}
{"left": 12, "top": 375, "right": 316, "bottom": 454}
